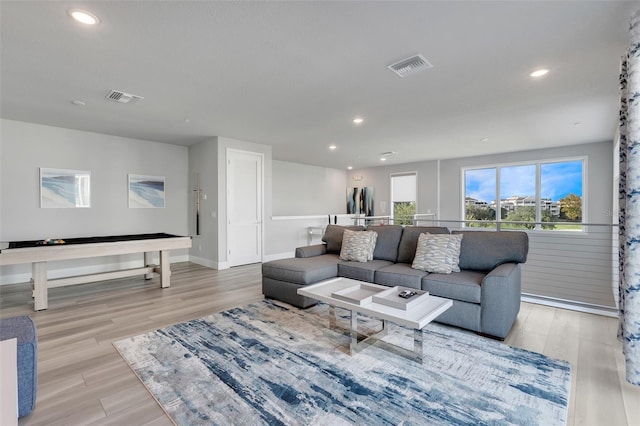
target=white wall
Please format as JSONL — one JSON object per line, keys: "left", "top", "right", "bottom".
{"left": 272, "top": 160, "right": 347, "bottom": 216}
{"left": 188, "top": 138, "right": 219, "bottom": 268}
{"left": 266, "top": 161, "right": 348, "bottom": 258}
{"left": 0, "top": 119, "right": 189, "bottom": 284}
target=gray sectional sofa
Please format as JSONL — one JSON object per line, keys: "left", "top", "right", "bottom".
{"left": 262, "top": 224, "right": 529, "bottom": 339}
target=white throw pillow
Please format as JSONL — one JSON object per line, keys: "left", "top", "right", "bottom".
{"left": 340, "top": 229, "right": 378, "bottom": 262}
{"left": 411, "top": 233, "right": 463, "bottom": 274}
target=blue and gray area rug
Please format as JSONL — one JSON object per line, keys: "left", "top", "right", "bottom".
{"left": 114, "top": 300, "right": 571, "bottom": 425}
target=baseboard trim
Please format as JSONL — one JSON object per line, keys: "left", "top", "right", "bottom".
{"left": 188, "top": 255, "right": 217, "bottom": 269}
{"left": 521, "top": 293, "right": 618, "bottom": 318}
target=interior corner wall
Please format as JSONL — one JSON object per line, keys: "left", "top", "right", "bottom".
{"left": 0, "top": 119, "right": 189, "bottom": 285}
{"left": 188, "top": 137, "right": 219, "bottom": 268}
{"left": 216, "top": 136, "right": 272, "bottom": 269}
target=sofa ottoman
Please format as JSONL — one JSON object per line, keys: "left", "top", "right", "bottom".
{"left": 262, "top": 254, "right": 340, "bottom": 308}
{"left": 0, "top": 315, "right": 37, "bottom": 418}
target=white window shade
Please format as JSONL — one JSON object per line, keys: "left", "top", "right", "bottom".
{"left": 392, "top": 174, "right": 416, "bottom": 202}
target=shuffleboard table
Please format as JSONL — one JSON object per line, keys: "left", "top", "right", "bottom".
{"left": 0, "top": 233, "right": 192, "bottom": 311}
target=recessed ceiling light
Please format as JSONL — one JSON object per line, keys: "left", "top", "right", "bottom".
{"left": 68, "top": 9, "right": 100, "bottom": 25}
{"left": 329, "top": 145, "right": 337, "bottom": 150}
{"left": 71, "top": 100, "right": 86, "bottom": 106}
{"left": 347, "top": 166, "right": 353, "bottom": 170}
{"left": 529, "top": 68, "right": 550, "bottom": 78}
{"left": 353, "top": 117, "right": 364, "bottom": 125}
{"left": 380, "top": 157, "right": 387, "bottom": 162}
{"left": 480, "top": 138, "right": 489, "bottom": 142}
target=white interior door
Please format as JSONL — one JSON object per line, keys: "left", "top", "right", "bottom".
{"left": 227, "top": 149, "right": 263, "bottom": 267}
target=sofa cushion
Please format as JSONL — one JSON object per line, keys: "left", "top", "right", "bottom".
{"left": 412, "top": 233, "right": 462, "bottom": 274}
{"left": 322, "top": 224, "right": 365, "bottom": 254}
{"left": 422, "top": 270, "right": 486, "bottom": 304}
{"left": 262, "top": 254, "right": 339, "bottom": 285}
{"left": 374, "top": 263, "right": 428, "bottom": 290}
{"left": 396, "top": 226, "right": 450, "bottom": 264}
{"left": 453, "top": 230, "right": 528, "bottom": 271}
{"left": 340, "top": 229, "right": 377, "bottom": 262}
{"left": 338, "top": 259, "right": 394, "bottom": 283}
{"left": 366, "top": 225, "right": 404, "bottom": 262}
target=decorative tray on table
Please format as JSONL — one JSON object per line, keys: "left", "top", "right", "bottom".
{"left": 331, "top": 283, "right": 385, "bottom": 306}
{"left": 372, "top": 286, "right": 429, "bottom": 310}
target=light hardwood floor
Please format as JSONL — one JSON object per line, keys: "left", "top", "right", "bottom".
{"left": 1, "top": 262, "right": 638, "bottom": 426}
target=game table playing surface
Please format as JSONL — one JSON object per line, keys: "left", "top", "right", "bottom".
{"left": 1, "top": 232, "right": 182, "bottom": 250}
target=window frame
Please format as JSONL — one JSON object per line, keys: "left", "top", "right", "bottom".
{"left": 461, "top": 156, "right": 587, "bottom": 231}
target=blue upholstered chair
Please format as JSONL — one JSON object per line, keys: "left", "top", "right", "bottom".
{"left": 0, "top": 315, "right": 37, "bottom": 418}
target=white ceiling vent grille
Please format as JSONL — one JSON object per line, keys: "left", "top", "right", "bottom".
{"left": 387, "top": 54, "right": 433, "bottom": 78}
{"left": 105, "top": 90, "right": 144, "bottom": 104}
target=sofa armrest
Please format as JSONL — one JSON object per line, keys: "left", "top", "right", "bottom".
{"left": 295, "top": 244, "right": 327, "bottom": 258}
{"left": 480, "top": 263, "right": 522, "bottom": 339}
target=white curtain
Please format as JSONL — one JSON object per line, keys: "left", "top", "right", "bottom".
{"left": 618, "top": 8, "right": 640, "bottom": 387}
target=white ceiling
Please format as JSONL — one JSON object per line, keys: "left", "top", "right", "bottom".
{"left": 1, "top": 1, "right": 638, "bottom": 169}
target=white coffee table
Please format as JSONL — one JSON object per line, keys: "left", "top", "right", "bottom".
{"left": 297, "top": 277, "right": 452, "bottom": 363}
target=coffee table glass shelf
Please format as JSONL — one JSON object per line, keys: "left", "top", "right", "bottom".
{"left": 298, "top": 277, "right": 452, "bottom": 363}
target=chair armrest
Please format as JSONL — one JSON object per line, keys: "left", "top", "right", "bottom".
{"left": 295, "top": 244, "right": 327, "bottom": 258}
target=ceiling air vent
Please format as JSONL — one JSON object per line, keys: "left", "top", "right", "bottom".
{"left": 105, "top": 90, "right": 144, "bottom": 104}
{"left": 387, "top": 54, "right": 433, "bottom": 78}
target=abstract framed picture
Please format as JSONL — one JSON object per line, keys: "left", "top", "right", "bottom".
{"left": 128, "top": 174, "right": 165, "bottom": 208}
{"left": 40, "top": 168, "right": 91, "bottom": 208}
{"left": 346, "top": 186, "right": 374, "bottom": 216}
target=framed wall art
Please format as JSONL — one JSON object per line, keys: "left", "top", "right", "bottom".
{"left": 346, "top": 186, "right": 374, "bottom": 216}
{"left": 40, "top": 168, "right": 91, "bottom": 208}
{"left": 128, "top": 174, "right": 165, "bottom": 208}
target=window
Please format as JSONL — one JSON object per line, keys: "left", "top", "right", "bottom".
{"left": 463, "top": 159, "right": 584, "bottom": 230}
{"left": 391, "top": 173, "right": 416, "bottom": 225}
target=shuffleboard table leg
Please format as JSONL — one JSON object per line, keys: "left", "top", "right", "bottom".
{"left": 32, "top": 261, "right": 48, "bottom": 311}
{"left": 159, "top": 250, "right": 170, "bottom": 288}
{"left": 143, "top": 252, "right": 154, "bottom": 279}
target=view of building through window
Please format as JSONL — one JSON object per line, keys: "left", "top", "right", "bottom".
{"left": 464, "top": 159, "right": 584, "bottom": 230}
{"left": 391, "top": 173, "right": 416, "bottom": 225}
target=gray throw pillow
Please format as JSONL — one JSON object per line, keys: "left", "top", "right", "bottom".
{"left": 411, "top": 233, "right": 463, "bottom": 274}
{"left": 340, "top": 230, "right": 378, "bottom": 262}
